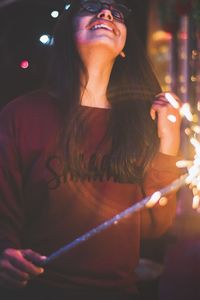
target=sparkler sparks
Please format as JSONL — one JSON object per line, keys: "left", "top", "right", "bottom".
{"left": 174, "top": 97, "right": 200, "bottom": 211}
{"left": 165, "top": 92, "right": 180, "bottom": 109}
{"left": 192, "top": 195, "right": 200, "bottom": 209}
{"left": 180, "top": 103, "right": 194, "bottom": 121}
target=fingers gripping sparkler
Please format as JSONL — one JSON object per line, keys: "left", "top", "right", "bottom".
{"left": 41, "top": 94, "right": 200, "bottom": 266}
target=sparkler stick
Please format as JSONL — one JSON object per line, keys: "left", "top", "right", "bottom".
{"left": 43, "top": 173, "right": 188, "bottom": 265}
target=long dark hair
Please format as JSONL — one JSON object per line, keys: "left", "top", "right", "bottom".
{"left": 46, "top": 0, "right": 161, "bottom": 183}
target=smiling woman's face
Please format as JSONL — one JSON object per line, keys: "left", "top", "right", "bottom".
{"left": 73, "top": 0, "right": 127, "bottom": 59}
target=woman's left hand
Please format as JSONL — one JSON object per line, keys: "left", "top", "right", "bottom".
{"left": 150, "top": 92, "right": 182, "bottom": 156}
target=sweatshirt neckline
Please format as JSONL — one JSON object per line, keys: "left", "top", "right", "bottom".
{"left": 79, "top": 104, "right": 111, "bottom": 111}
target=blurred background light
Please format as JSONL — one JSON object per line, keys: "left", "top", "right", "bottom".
{"left": 20, "top": 60, "right": 29, "bottom": 69}
{"left": 51, "top": 10, "right": 59, "bottom": 18}
{"left": 39, "top": 34, "right": 51, "bottom": 45}
{"left": 65, "top": 4, "right": 70, "bottom": 10}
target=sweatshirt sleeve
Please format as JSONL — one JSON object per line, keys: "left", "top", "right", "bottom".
{"left": 140, "top": 152, "right": 182, "bottom": 239}
{"left": 0, "top": 104, "right": 24, "bottom": 253}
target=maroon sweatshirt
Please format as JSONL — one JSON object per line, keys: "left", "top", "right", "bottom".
{"left": 0, "top": 90, "right": 181, "bottom": 295}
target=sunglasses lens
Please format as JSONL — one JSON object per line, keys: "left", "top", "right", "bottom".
{"left": 114, "top": 4, "right": 131, "bottom": 19}
{"left": 111, "top": 8, "right": 124, "bottom": 21}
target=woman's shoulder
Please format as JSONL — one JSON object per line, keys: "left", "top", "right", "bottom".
{"left": 0, "top": 90, "right": 61, "bottom": 156}
{"left": 0, "top": 89, "right": 61, "bottom": 132}
{"left": 1, "top": 89, "right": 57, "bottom": 113}
{"left": 0, "top": 89, "right": 60, "bottom": 123}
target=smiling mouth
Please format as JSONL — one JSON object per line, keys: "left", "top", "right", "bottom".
{"left": 90, "top": 24, "right": 113, "bottom": 32}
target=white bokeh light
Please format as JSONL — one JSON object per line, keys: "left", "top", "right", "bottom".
{"left": 51, "top": 10, "right": 59, "bottom": 18}
{"left": 39, "top": 34, "right": 51, "bottom": 45}
{"left": 65, "top": 4, "right": 71, "bottom": 10}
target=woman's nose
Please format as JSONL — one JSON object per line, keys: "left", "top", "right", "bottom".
{"left": 97, "top": 9, "right": 114, "bottom": 21}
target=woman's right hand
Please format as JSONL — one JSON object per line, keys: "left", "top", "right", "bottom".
{"left": 0, "top": 248, "right": 46, "bottom": 288}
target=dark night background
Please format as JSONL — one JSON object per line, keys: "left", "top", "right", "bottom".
{"left": 0, "top": 0, "right": 150, "bottom": 109}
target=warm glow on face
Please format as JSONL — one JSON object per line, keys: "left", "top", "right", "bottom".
{"left": 73, "top": 12, "right": 127, "bottom": 59}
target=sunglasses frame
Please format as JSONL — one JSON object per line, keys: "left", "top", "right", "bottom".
{"left": 78, "top": 0, "right": 132, "bottom": 23}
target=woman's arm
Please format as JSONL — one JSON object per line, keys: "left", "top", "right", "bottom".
{"left": 141, "top": 92, "right": 182, "bottom": 238}
{"left": 140, "top": 152, "right": 182, "bottom": 239}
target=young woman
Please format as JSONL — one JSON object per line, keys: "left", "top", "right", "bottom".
{"left": 0, "top": 0, "right": 181, "bottom": 299}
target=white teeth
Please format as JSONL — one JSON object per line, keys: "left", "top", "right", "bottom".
{"left": 91, "top": 24, "right": 113, "bottom": 31}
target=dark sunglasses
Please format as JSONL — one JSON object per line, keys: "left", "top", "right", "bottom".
{"left": 78, "top": 0, "right": 132, "bottom": 23}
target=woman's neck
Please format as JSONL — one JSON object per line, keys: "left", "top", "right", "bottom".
{"left": 80, "top": 50, "right": 114, "bottom": 108}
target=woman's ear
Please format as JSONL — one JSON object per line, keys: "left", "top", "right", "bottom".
{"left": 120, "top": 51, "right": 126, "bottom": 58}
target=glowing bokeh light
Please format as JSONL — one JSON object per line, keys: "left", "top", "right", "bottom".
{"left": 146, "top": 191, "right": 162, "bottom": 208}
{"left": 167, "top": 114, "right": 177, "bottom": 123}
{"left": 180, "top": 103, "right": 193, "bottom": 122}
{"left": 65, "top": 4, "right": 71, "bottom": 10}
{"left": 20, "top": 60, "right": 29, "bottom": 69}
{"left": 39, "top": 34, "right": 52, "bottom": 45}
{"left": 159, "top": 197, "right": 168, "bottom": 207}
{"left": 51, "top": 10, "right": 59, "bottom": 18}
{"left": 165, "top": 92, "right": 180, "bottom": 109}
{"left": 193, "top": 195, "right": 200, "bottom": 210}
{"left": 176, "top": 160, "right": 193, "bottom": 168}
{"left": 39, "top": 34, "right": 50, "bottom": 44}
